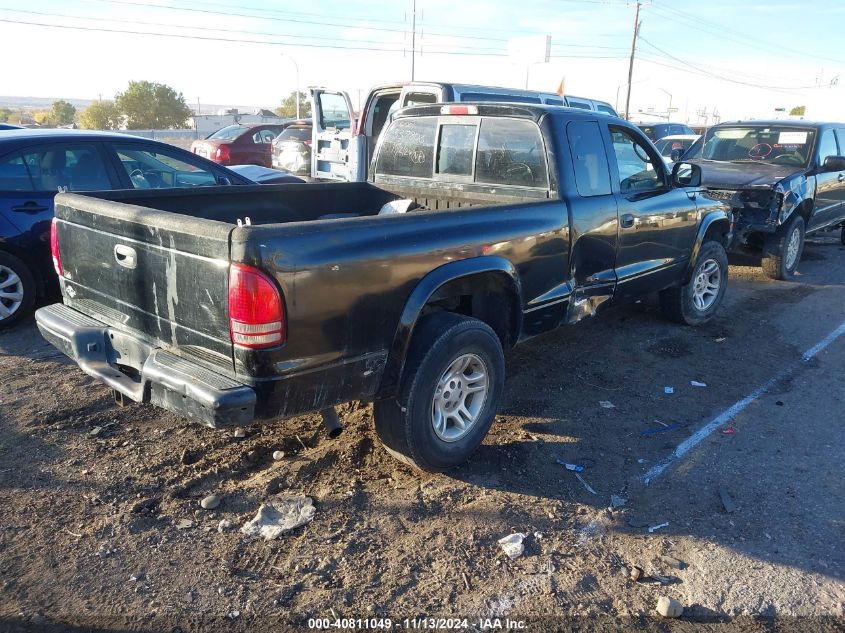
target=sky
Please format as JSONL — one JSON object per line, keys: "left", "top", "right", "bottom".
{"left": 0, "top": 0, "right": 843, "bottom": 123}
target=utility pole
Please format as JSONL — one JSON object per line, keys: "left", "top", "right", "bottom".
{"left": 410, "top": 0, "right": 417, "bottom": 80}
{"left": 624, "top": 1, "right": 641, "bottom": 121}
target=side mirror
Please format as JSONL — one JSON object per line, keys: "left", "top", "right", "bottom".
{"left": 672, "top": 162, "right": 701, "bottom": 188}
{"left": 823, "top": 155, "right": 845, "bottom": 172}
{"left": 669, "top": 148, "right": 685, "bottom": 162}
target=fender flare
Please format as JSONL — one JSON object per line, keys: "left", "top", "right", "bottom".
{"left": 685, "top": 210, "right": 732, "bottom": 282}
{"left": 376, "top": 256, "right": 522, "bottom": 399}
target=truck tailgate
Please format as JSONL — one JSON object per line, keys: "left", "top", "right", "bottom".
{"left": 53, "top": 193, "right": 234, "bottom": 369}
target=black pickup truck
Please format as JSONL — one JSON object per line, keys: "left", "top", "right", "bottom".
{"left": 36, "top": 104, "right": 732, "bottom": 471}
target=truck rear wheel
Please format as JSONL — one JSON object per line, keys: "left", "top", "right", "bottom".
{"left": 373, "top": 312, "right": 505, "bottom": 472}
{"left": 660, "top": 240, "right": 728, "bottom": 326}
{"left": 762, "top": 214, "right": 805, "bottom": 280}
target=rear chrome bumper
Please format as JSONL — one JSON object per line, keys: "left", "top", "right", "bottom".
{"left": 35, "top": 303, "right": 255, "bottom": 427}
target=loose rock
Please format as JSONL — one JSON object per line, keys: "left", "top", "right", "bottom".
{"left": 656, "top": 596, "right": 683, "bottom": 618}
{"left": 233, "top": 428, "right": 246, "bottom": 439}
{"left": 201, "top": 494, "right": 221, "bottom": 510}
{"left": 630, "top": 565, "right": 644, "bottom": 582}
{"left": 497, "top": 533, "right": 527, "bottom": 559}
{"left": 175, "top": 519, "right": 193, "bottom": 530}
{"left": 273, "top": 450, "right": 285, "bottom": 460}
{"left": 89, "top": 426, "right": 103, "bottom": 437}
{"left": 218, "top": 519, "right": 235, "bottom": 533}
{"left": 661, "top": 555, "right": 686, "bottom": 570}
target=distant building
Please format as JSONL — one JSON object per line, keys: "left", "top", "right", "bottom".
{"left": 188, "top": 108, "right": 288, "bottom": 137}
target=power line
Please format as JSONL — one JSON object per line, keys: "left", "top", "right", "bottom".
{"left": 639, "top": 37, "right": 821, "bottom": 91}
{"left": 0, "top": 16, "right": 629, "bottom": 61}
{"left": 650, "top": 2, "right": 845, "bottom": 66}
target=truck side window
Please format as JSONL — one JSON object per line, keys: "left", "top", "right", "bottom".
{"left": 404, "top": 92, "right": 438, "bottom": 107}
{"left": 818, "top": 129, "right": 838, "bottom": 165}
{"left": 437, "top": 125, "right": 476, "bottom": 176}
{"left": 609, "top": 127, "right": 665, "bottom": 193}
{"left": 475, "top": 119, "right": 548, "bottom": 188}
{"left": 566, "top": 121, "right": 611, "bottom": 197}
{"left": 374, "top": 117, "right": 437, "bottom": 178}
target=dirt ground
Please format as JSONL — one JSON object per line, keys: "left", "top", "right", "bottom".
{"left": 1, "top": 235, "right": 845, "bottom": 633}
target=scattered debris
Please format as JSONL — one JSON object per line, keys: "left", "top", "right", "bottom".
{"left": 664, "top": 386, "right": 674, "bottom": 394}
{"left": 497, "top": 533, "right": 527, "bottom": 559}
{"left": 272, "top": 450, "right": 285, "bottom": 460}
{"left": 718, "top": 486, "right": 737, "bottom": 514}
{"left": 690, "top": 381, "right": 707, "bottom": 388}
{"left": 610, "top": 494, "right": 627, "bottom": 509}
{"left": 462, "top": 572, "right": 472, "bottom": 591}
{"left": 200, "top": 494, "right": 221, "bottom": 510}
{"left": 576, "top": 519, "right": 607, "bottom": 546}
{"left": 776, "top": 400, "right": 785, "bottom": 406}
{"left": 630, "top": 565, "right": 644, "bottom": 582}
{"left": 175, "top": 519, "right": 193, "bottom": 530}
{"left": 721, "top": 426, "right": 737, "bottom": 436}
{"left": 656, "top": 596, "right": 683, "bottom": 618}
{"left": 648, "top": 522, "right": 669, "bottom": 533}
{"left": 555, "top": 459, "right": 584, "bottom": 472}
{"left": 89, "top": 426, "right": 103, "bottom": 437}
{"left": 641, "top": 423, "right": 681, "bottom": 437}
{"left": 661, "top": 555, "right": 686, "bottom": 570}
{"left": 637, "top": 458, "right": 648, "bottom": 465}
{"left": 218, "top": 519, "right": 235, "bottom": 533}
{"left": 599, "top": 400, "right": 615, "bottom": 409}
{"left": 229, "top": 611, "right": 240, "bottom": 620}
{"left": 129, "top": 571, "right": 145, "bottom": 582}
{"left": 241, "top": 495, "right": 316, "bottom": 541}
{"left": 715, "top": 337, "right": 726, "bottom": 343}
{"left": 652, "top": 574, "right": 673, "bottom": 585}
{"left": 233, "top": 428, "right": 246, "bottom": 439}
{"left": 574, "top": 473, "right": 597, "bottom": 495}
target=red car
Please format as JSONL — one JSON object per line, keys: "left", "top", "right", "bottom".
{"left": 191, "top": 124, "right": 287, "bottom": 167}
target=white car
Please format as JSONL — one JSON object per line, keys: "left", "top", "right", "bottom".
{"left": 654, "top": 134, "right": 700, "bottom": 164}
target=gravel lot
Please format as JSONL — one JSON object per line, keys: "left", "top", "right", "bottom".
{"left": 1, "top": 233, "right": 844, "bottom": 632}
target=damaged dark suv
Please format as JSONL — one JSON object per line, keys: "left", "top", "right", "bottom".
{"left": 686, "top": 121, "right": 845, "bottom": 279}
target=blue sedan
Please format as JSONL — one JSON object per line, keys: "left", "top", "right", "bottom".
{"left": 0, "top": 129, "right": 301, "bottom": 327}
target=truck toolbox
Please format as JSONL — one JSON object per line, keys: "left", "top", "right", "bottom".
{"left": 35, "top": 303, "right": 256, "bottom": 427}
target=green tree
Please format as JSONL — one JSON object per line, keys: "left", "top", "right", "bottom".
{"left": 79, "top": 100, "right": 122, "bottom": 130}
{"left": 33, "top": 111, "right": 52, "bottom": 126}
{"left": 0, "top": 108, "right": 11, "bottom": 122}
{"left": 789, "top": 105, "right": 806, "bottom": 116}
{"left": 50, "top": 100, "right": 77, "bottom": 126}
{"left": 115, "top": 80, "right": 192, "bottom": 129}
{"left": 274, "top": 91, "right": 311, "bottom": 119}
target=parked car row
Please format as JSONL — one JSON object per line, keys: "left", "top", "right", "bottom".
{"left": 0, "top": 128, "right": 302, "bottom": 327}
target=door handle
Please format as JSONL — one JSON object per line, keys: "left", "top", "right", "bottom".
{"left": 11, "top": 202, "right": 49, "bottom": 213}
{"left": 620, "top": 213, "right": 635, "bottom": 229}
{"left": 114, "top": 244, "right": 137, "bottom": 269}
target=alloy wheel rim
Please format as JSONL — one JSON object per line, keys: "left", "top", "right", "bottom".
{"left": 0, "top": 265, "right": 24, "bottom": 321}
{"left": 785, "top": 227, "right": 801, "bottom": 269}
{"left": 691, "top": 259, "right": 721, "bottom": 311}
{"left": 431, "top": 353, "right": 489, "bottom": 442}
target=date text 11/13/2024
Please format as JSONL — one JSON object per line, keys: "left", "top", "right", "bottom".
{"left": 307, "top": 617, "right": 528, "bottom": 630}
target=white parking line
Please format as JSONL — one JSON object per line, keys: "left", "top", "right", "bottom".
{"left": 642, "top": 318, "right": 845, "bottom": 485}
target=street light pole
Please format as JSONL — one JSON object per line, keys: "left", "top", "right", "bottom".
{"left": 281, "top": 52, "right": 301, "bottom": 119}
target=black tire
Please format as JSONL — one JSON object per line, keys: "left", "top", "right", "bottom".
{"left": 373, "top": 312, "right": 505, "bottom": 472}
{"left": 762, "top": 214, "right": 805, "bottom": 280}
{"left": 660, "top": 240, "right": 728, "bottom": 326}
{"left": 0, "top": 251, "right": 36, "bottom": 329}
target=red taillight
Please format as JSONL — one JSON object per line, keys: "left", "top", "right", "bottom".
{"left": 303, "top": 139, "right": 312, "bottom": 146}
{"left": 440, "top": 105, "right": 478, "bottom": 116}
{"left": 228, "top": 263, "right": 285, "bottom": 348}
{"left": 50, "top": 217, "right": 63, "bottom": 276}
{"left": 215, "top": 144, "right": 231, "bottom": 163}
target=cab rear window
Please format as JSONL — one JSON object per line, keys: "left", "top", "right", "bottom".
{"left": 375, "top": 117, "right": 437, "bottom": 178}
{"left": 378, "top": 116, "right": 548, "bottom": 189}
